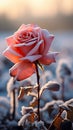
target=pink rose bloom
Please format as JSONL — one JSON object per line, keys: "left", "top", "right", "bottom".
{"left": 3, "top": 24, "right": 59, "bottom": 81}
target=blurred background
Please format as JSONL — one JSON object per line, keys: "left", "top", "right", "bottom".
{"left": 0, "top": 0, "right": 73, "bottom": 53}
{"left": 0, "top": 1, "right": 73, "bottom": 125}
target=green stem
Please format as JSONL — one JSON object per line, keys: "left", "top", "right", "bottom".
{"left": 35, "top": 62, "right": 40, "bottom": 121}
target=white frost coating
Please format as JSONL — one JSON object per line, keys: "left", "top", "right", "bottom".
{"left": 40, "top": 81, "right": 60, "bottom": 96}
{"left": 21, "top": 106, "right": 33, "bottom": 115}
{"left": 59, "top": 98, "right": 73, "bottom": 111}
{"left": 27, "top": 92, "right": 38, "bottom": 98}
{"left": 63, "top": 98, "right": 73, "bottom": 108}
{"left": 18, "top": 113, "right": 30, "bottom": 126}
{"left": 34, "top": 120, "right": 47, "bottom": 130}
{"left": 61, "top": 110, "right": 67, "bottom": 119}
{"left": 7, "top": 77, "right": 19, "bottom": 96}
{"left": 40, "top": 100, "right": 63, "bottom": 112}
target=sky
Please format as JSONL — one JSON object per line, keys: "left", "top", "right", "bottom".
{"left": 0, "top": 0, "right": 73, "bottom": 19}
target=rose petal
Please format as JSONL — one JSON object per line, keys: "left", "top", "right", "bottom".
{"left": 20, "top": 55, "right": 42, "bottom": 62}
{"left": 42, "top": 29, "right": 50, "bottom": 36}
{"left": 3, "top": 46, "right": 22, "bottom": 63}
{"left": 25, "top": 37, "right": 38, "bottom": 43}
{"left": 10, "top": 61, "right": 35, "bottom": 81}
{"left": 6, "top": 35, "right": 16, "bottom": 46}
{"left": 27, "top": 40, "right": 43, "bottom": 56}
{"left": 42, "top": 29, "right": 54, "bottom": 54}
{"left": 18, "top": 24, "right": 26, "bottom": 31}
{"left": 34, "top": 27, "right": 41, "bottom": 33}
{"left": 39, "top": 52, "right": 59, "bottom": 65}
{"left": 14, "top": 40, "right": 36, "bottom": 47}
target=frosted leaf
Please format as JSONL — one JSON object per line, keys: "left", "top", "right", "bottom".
{"left": 21, "top": 106, "right": 33, "bottom": 115}
{"left": 67, "top": 104, "right": 73, "bottom": 122}
{"left": 65, "top": 98, "right": 73, "bottom": 107}
{"left": 33, "top": 120, "right": 47, "bottom": 130}
{"left": 27, "top": 92, "right": 38, "bottom": 98}
{"left": 18, "top": 87, "right": 25, "bottom": 100}
{"left": 18, "top": 113, "right": 30, "bottom": 126}
{"left": 27, "top": 112, "right": 37, "bottom": 123}
{"left": 18, "top": 112, "right": 37, "bottom": 126}
{"left": 59, "top": 99, "right": 73, "bottom": 111}
{"left": 40, "top": 100, "right": 56, "bottom": 112}
{"left": 59, "top": 104, "right": 70, "bottom": 111}
{"left": 30, "top": 97, "right": 38, "bottom": 107}
{"left": 61, "top": 110, "right": 67, "bottom": 119}
{"left": 7, "top": 77, "right": 19, "bottom": 97}
{"left": 40, "top": 100, "right": 63, "bottom": 112}
{"left": 40, "top": 81, "right": 60, "bottom": 96}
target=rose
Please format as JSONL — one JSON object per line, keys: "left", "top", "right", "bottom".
{"left": 3, "top": 24, "right": 59, "bottom": 81}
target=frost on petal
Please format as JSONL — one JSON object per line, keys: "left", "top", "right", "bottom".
{"left": 20, "top": 55, "right": 42, "bottom": 62}
{"left": 17, "top": 24, "right": 26, "bottom": 31}
{"left": 3, "top": 47, "right": 22, "bottom": 63}
{"left": 39, "top": 52, "right": 59, "bottom": 65}
{"left": 43, "top": 36, "right": 54, "bottom": 54}
{"left": 10, "top": 61, "right": 36, "bottom": 81}
{"left": 42, "top": 29, "right": 54, "bottom": 54}
{"left": 27, "top": 40, "right": 43, "bottom": 56}
{"left": 14, "top": 40, "right": 36, "bottom": 47}
{"left": 42, "top": 29, "right": 50, "bottom": 37}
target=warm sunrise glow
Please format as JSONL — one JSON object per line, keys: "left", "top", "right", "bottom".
{"left": 61, "top": 0, "right": 73, "bottom": 15}
{"left": 0, "top": 0, "right": 73, "bottom": 19}
{"left": 29, "top": 0, "right": 58, "bottom": 17}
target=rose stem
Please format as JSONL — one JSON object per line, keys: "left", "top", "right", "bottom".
{"left": 12, "top": 78, "right": 16, "bottom": 120}
{"left": 35, "top": 62, "right": 40, "bottom": 121}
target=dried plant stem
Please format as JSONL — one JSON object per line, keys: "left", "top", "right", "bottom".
{"left": 35, "top": 62, "right": 40, "bottom": 121}
{"left": 48, "top": 109, "right": 63, "bottom": 130}
{"left": 11, "top": 78, "right": 16, "bottom": 120}
{"left": 12, "top": 89, "right": 16, "bottom": 119}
